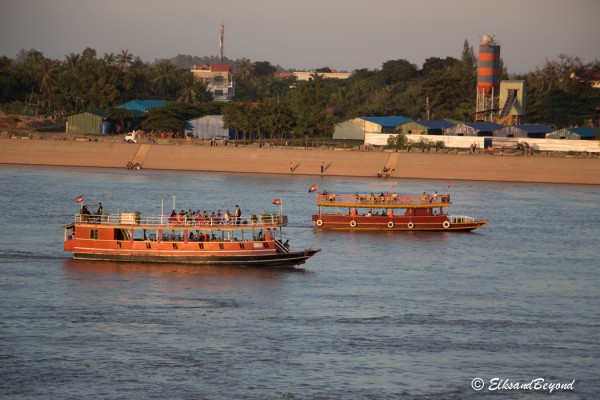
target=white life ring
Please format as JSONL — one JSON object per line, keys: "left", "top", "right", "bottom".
{"left": 407, "top": 222, "right": 414, "bottom": 229}
{"left": 387, "top": 221, "right": 394, "bottom": 228}
{"left": 316, "top": 219, "right": 323, "bottom": 227}
{"left": 443, "top": 221, "right": 450, "bottom": 228}
{"left": 350, "top": 220, "right": 357, "bottom": 227}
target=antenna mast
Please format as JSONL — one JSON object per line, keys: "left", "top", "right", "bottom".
{"left": 219, "top": 23, "right": 225, "bottom": 63}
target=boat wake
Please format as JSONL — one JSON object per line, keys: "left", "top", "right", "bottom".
{"left": 0, "top": 250, "right": 69, "bottom": 262}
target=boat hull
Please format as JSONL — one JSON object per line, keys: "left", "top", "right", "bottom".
{"left": 72, "top": 249, "right": 320, "bottom": 267}
{"left": 311, "top": 215, "right": 487, "bottom": 232}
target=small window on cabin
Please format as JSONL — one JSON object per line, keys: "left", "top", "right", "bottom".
{"left": 90, "top": 230, "right": 98, "bottom": 239}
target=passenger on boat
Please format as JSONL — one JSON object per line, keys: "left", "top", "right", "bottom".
{"left": 234, "top": 205, "right": 241, "bottom": 224}
{"left": 170, "top": 210, "right": 177, "bottom": 224}
{"left": 388, "top": 209, "right": 393, "bottom": 217}
{"left": 350, "top": 208, "right": 357, "bottom": 217}
{"left": 421, "top": 192, "right": 429, "bottom": 202}
{"left": 367, "top": 209, "right": 373, "bottom": 217}
{"left": 224, "top": 210, "right": 231, "bottom": 225}
{"left": 80, "top": 205, "right": 91, "bottom": 221}
{"left": 177, "top": 210, "right": 185, "bottom": 225}
{"left": 432, "top": 192, "right": 438, "bottom": 202}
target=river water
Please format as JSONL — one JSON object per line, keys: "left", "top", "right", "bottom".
{"left": 0, "top": 165, "right": 598, "bottom": 399}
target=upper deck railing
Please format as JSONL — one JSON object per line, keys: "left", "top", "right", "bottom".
{"left": 315, "top": 193, "right": 451, "bottom": 208}
{"left": 73, "top": 213, "right": 287, "bottom": 228}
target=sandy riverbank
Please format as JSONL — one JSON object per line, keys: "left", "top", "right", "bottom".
{"left": 1, "top": 138, "right": 599, "bottom": 185}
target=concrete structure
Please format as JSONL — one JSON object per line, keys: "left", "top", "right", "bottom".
{"left": 191, "top": 64, "right": 234, "bottom": 102}
{"left": 498, "top": 80, "right": 526, "bottom": 124}
{"left": 3, "top": 138, "right": 599, "bottom": 185}
{"left": 333, "top": 116, "right": 412, "bottom": 141}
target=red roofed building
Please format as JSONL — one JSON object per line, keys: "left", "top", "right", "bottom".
{"left": 191, "top": 64, "right": 235, "bottom": 102}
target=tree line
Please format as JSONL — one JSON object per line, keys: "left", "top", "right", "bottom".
{"left": 1, "top": 42, "right": 598, "bottom": 139}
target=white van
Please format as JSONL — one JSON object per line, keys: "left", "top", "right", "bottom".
{"left": 124, "top": 131, "right": 139, "bottom": 143}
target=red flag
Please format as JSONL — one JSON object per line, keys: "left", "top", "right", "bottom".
{"left": 272, "top": 198, "right": 282, "bottom": 205}
{"left": 308, "top": 184, "right": 318, "bottom": 193}
{"left": 75, "top": 195, "right": 84, "bottom": 203}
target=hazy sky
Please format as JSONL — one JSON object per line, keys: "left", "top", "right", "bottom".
{"left": 1, "top": 0, "right": 599, "bottom": 74}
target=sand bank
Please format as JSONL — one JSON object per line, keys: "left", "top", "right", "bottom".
{"left": 1, "top": 138, "right": 599, "bottom": 185}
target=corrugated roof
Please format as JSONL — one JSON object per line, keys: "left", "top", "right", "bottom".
{"left": 119, "top": 100, "right": 166, "bottom": 112}
{"left": 416, "top": 119, "right": 455, "bottom": 130}
{"left": 361, "top": 116, "right": 412, "bottom": 127}
{"left": 514, "top": 124, "right": 554, "bottom": 134}
{"left": 465, "top": 122, "right": 503, "bottom": 132}
{"left": 565, "top": 127, "right": 599, "bottom": 138}
{"left": 211, "top": 64, "right": 233, "bottom": 72}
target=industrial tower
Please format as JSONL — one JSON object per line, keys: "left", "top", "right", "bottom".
{"left": 475, "top": 35, "right": 526, "bottom": 125}
{"left": 475, "top": 35, "right": 501, "bottom": 122}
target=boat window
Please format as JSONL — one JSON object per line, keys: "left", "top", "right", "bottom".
{"left": 90, "top": 229, "right": 98, "bottom": 240}
{"left": 132, "top": 229, "right": 148, "bottom": 241}
{"left": 114, "top": 229, "right": 129, "bottom": 241}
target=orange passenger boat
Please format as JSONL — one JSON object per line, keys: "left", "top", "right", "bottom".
{"left": 64, "top": 211, "right": 319, "bottom": 267}
{"left": 311, "top": 192, "right": 487, "bottom": 232}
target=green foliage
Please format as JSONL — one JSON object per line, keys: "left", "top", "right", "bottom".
{"left": 387, "top": 133, "right": 409, "bottom": 150}
{"left": 141, "top": 102, "right": 212, "bottom": 132}
{"left": 1, "top": 45, "right": 599, "bottom": 135}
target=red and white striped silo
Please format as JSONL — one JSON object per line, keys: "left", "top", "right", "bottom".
{"left": 477, "top": 35, "right": 501, "bottom": 94}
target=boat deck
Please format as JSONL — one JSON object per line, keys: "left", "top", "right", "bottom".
{"left": 315, "top": 193, "right": 451, "bottom": 209}
{"left": 70, "top": 214, "right": 287, "bottom": 230}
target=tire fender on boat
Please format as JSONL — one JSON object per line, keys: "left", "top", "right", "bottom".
{"left": 407, "top": 222, "right": 414, "bottom": 229}
{"left": 316, "top": 219, "right": 323, "bottom": 227}
{"left": 443, "top": 220, "right": 450, "bottom": 228}
{"left": 350, "top": 220, "right": 357, "bottom": 228}
{"left": 387, "top": 221, "right": 394, "bottom": 228}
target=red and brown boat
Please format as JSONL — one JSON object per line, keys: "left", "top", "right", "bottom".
{"left": 311, "top": 192, "right": 487, "bottom": 232}
{"left": 64, "top": 211, "right": 319, "bottom": 267}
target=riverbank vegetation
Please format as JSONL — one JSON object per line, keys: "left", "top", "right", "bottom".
{"left": 1, "top": 43, "right": 599, "bottom": 140}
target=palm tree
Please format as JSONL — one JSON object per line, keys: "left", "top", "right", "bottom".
{"left": 177, "top": 73, "right": 198, "bottom": 104}
{"left": 235, "top": 58, "right": 254, "bottom": 81}
{"left": 116, "top": 49, "right": 133, "bottom": 71}
{"left": 152, "top": 61, "right": 177, "bottom": 99}
{"left": 35, "top": 58, "right": 57, "bottom": 114}
{"left": 103, "top": 52, "right": 116, "bottom": 66}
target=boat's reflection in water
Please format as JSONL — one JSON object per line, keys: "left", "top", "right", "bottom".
{"left": 62, "top": 258, "right": 307, "bottom": 299}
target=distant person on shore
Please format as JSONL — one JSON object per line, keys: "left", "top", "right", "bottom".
{"left": 290, "top": 162, "right": 294, "bottom": 173}
{"left": 321, "top": 162, "right": 324, "bottom": 174}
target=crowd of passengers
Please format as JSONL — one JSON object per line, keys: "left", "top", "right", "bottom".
{"left": 157, "top": 229, "right": 268, "bottom": 243}
{"left": 320, "top": 191, "right": 448, "bottom": 204}
{"left": 168, "top": 206, "right": 243, "bottom": 225}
